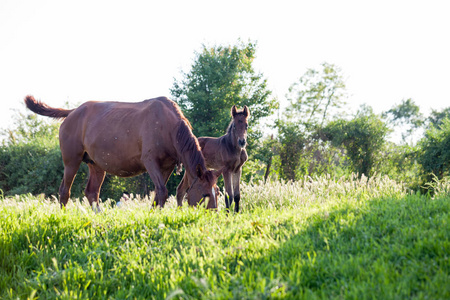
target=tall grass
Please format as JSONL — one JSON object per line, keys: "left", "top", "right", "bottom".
{"left": 241, "top": 173, "right": 406, "bottom": 211}
{"left": 1, "top": 174, "right": 449, "bottom": 299}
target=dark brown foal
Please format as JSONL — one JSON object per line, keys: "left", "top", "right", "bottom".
{"left": 177, "top": 105, "right": 250, "bottom": 212}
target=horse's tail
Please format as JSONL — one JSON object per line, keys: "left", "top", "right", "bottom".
{"left": 24, "top": 95, "right": 74, "bottom": 120}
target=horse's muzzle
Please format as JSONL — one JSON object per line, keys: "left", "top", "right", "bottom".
{"left": 238, "top": 138, "right": 246, "bottom": 148}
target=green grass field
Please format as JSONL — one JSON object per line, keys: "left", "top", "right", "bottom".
{"left": 1, "top": 175, "right": 449, "bottom": 299}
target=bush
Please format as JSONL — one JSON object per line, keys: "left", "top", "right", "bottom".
{"left": 418, "top": 118, "right": 450, "bottom": 180}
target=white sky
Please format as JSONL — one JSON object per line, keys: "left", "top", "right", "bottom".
{"left": 1, "top": 0, "right": 449, "bottom": 133}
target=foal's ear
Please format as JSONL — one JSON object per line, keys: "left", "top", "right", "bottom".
{"left": 212, "top": 168, "right": 224, "bottom": 179}
{"left": 231, "top": 105, "right": 237, "bottom": 117}
{"left": 196, "top": 164, "right": 204, "bottom": 178}
{"left": 243, "top": 105, "right": 250, "bottom": 117}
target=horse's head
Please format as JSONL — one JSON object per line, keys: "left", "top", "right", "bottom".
{"left": 187, "top": 165, "right": 222, "bottom": 209}
{"left": 230, "top": 105, "right": 250, "bottom": 149}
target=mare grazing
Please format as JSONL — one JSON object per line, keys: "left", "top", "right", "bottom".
{"left": 24, "top": 96, "right": 220, "bottom": 210}
{"left": 177, "top": 105, "right": 250, "bottom": 212}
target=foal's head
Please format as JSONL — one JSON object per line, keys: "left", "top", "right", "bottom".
{"left": 188, "top": 166, "right": 222, "bottom": 209}
{"left": 229, "top": 105, "right": 250, "bottom": 149}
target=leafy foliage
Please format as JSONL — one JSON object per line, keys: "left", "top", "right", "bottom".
{"left": 323, "top": 106, "right": 390, "bottom": 176}
{"left": 276, "top": 120, "right": 306, "bottom": 180}
{"left": 418, "top": 118, "right": 450, "bottom": 180}
{"left": 286, "top": 62, "right": 347, "bottom": 127}
{"left": 0, "top": 113, "right": 82, "bottom": 196}
{"left": 170, "top": 40, "right": 278, "bottom": 151}
{"left": 427, "top": 107, "right": 450, "bottom": 129}
{"left": 273, "top": 62, "right": 348, "bottom": 181}
{"left": 383, "top": 98, "right": 424, "bottom": 143}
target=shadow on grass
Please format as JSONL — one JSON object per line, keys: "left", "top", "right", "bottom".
{"left": 224, "top": 194, "right": 450, "bottom": 299}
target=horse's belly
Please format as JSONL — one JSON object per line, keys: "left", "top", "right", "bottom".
{"left": 89, "top": 150, "right": 145, "bottom": 177}
{"left": 109, "top": 165, "right": 146, "bottom": 178}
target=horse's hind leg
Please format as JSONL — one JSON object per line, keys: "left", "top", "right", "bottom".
{"left": 85, "top": 163, "right": 106, "bottom": 212}
{"left": 59, "top": 136, "right": 84, "bottom": 208}
{"left": 59, "top": 160, "right": 82, "bottom": 208}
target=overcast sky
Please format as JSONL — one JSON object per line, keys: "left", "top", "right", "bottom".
{"left": 1, "top": 0, "right": 449, "bottom": 132}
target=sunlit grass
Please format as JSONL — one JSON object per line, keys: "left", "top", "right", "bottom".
{"left": 1, "top": 175, "right": 449, "bottom": 299}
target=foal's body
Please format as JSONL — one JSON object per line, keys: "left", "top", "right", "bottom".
{"left": 25, "top": 96, "right": 219, "bottom": 209}
{"left": 177, "top": 105, "right": 250, "bottom": 212}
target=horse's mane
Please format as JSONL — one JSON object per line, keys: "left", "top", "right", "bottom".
{"left": 162, "top": 97, "right": 211, "bottom": 181}
{"left": 157, "top": 97, "right": 193, "bottom": 130}
{"left": 176, "top": 121, "right": 214, "bottom": 182}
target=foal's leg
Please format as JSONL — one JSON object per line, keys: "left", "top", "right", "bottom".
{"left": 223, "top": 170, "right": 234, "bottom": 212}
{"left": 232, "top": 168, "right": 243, "bottom": 213}
{"left": 176, "top": 175, "right": 189, "bottom": 207}
{"left": 85, "top": 163, "right": 106, "bottom": 212}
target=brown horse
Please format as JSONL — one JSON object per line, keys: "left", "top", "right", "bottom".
{"left": 177, "top": 105, "right": 250, "bottom": 212}
{"left": 24, "top": 95, "right": 220, "bottom": 210}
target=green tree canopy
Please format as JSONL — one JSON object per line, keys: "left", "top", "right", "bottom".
{"left": 382, "top": 98, "right": 424, "bottom": 144}
{"left": 170, "top": 41, "right": 277, "bottom": 138}
{"left": 286, "top": 62, "right": 347, "bottom": 128}
{"left": 273, "top": 62, "right": 348, "bottom": 181}
{"left": 427, "top": 107, "right": 450, "bottom": 129}
{"left": 323, "top": 105, "right": 390, "bottom": 177}
{"left": 419, "top": 117, "right": 450, "bottom": 180}
{"left": 276, "top": 120, "right": 306, "bottom": 181}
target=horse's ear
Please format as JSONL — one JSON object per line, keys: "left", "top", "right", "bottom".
{"left": 243, "top": 105, "right": 250, "bottom": 118}
{"left": 196, "top": 164, "right": 204, "bottom": 178}
{"left": 231, "top": 105, "right": 237, "bottom": 117}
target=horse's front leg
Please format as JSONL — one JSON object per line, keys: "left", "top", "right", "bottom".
{"left": 144, "top": 160, "right": 168, "bottom": 207}
{"left": 223, "top": 170, "right": 233, "bottom": 212}
{"left": 232, "top": 168, "right": 242, "bottom": 213}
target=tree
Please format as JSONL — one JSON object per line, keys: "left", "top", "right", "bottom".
{"left": 286, "top": 62, "right": 347, "bottom": 128}
{"left": 418, "top": 118, "right": 450, "bottom": 180}
{"left": 382, "top": 98, "right": 424, "bottom": 144}
{"left": 427, "top": 107, "right": 450, "bottom": 129}
{"left": 274, "top": 62, "right": 348, "bottom": 180}
{"left": 170, "top": 41, "right": 277, "bottom": 139}
{"left": 277, "top": 120, "right": 306, "bottom": 181}
{"left": 323, "top": 105, "right": 390, "bottom": 177}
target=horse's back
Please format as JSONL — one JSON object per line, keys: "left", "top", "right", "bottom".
{"left": 61, "top": 97, "right": 178, "bottom": 138}
{"left": 58, "top": 97, "right": 181, "bottom": 176}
